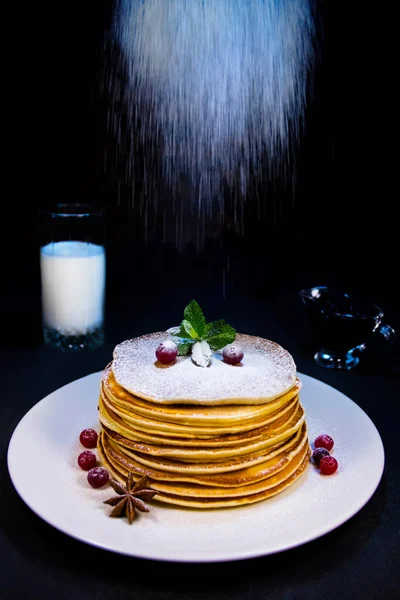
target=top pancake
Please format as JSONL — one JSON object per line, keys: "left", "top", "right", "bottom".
{"left": 112, "top": 332, "right": 297, "bottom": 405}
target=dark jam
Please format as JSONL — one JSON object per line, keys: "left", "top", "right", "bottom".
{"left": 300, "top": 287, "right": 382, "bottom": 353}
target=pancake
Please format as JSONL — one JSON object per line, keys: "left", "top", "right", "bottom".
{"left": 100, "top": 416, "right": 307, "bottom": 479}
{"left": 152, "top": 451, "right": 311, "bottom": 508}
{"left": 108, "top": 411, "right": 304, "bottom": 474}
{"left": 98, "top": 392, "right": 304, "bottom": 452}
{"left": 97, "top": 330, "right": 310, "bottom": 509}
{"left": 103, "top": 363, "right": 302, "bottom": 426}
{"left": 112, "top": 333, "right": 297, "bottom": 405}
{"left": 140, "top": 441, "right": 310, "bottom": 498}
{"left": 99, "top": 424, "right": 309, "bottom": 487}
{"left": 100, "top": 382, "right": 301, "bottom": 438}
{"left": 98, "top": 430, "right": 311, "bottom": 508}
{"left": 100, "top": 402, "right": 305, "bottom": 464}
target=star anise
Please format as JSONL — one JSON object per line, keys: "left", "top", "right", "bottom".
{"left": 104, "top": 473, "right": 157, "bottom": 524}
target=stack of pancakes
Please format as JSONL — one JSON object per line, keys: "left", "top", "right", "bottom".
{"left": 98, "top": 333, "right": 310, "bottom": 508}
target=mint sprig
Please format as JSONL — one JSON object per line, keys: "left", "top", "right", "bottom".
{"left": 183, "top": 300, "right": 206, "bottom": 338}
{"left": 171, "top": 300, "right": 236, "bottom": 358}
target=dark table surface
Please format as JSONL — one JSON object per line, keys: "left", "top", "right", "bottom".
{"left": 1, "top": 239, "right": 399, "bottom": 600}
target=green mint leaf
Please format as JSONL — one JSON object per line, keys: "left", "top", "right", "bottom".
{"left": 203, "top": 320, "right": 236, "bottom": 350}
{"left": 171, "top": 324, "right": 193, "bottom": 339}
{"left": 176, "top": 339, "right": 195, "bottom": 356}
{"left": 171, "top": 322, "right": 200, "bottom": 341}
{"left": 181, "top": 319, "right": 201, "bottom": 340}
{"left": 183, "top": 300, "right": 206, "bottom": 338}
{"left": 203, "top": 319, "right": 228, "bottom": 338}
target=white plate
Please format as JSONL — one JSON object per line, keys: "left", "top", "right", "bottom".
{"left": 7, "top": 372, "right": 384, "bottom": 562}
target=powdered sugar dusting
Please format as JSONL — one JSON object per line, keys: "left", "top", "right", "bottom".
{"left": 158, "top": 340, "right": 177, "bottom": 350}
{"left": 112, "top": 333, "right": 296, "bottom": 404}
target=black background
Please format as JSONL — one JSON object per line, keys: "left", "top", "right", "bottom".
{"left": 3, "top": 0, "right": 397, "bottom": 344}
{"left": 1, "top": 2, "right": 399, "bottom": 599}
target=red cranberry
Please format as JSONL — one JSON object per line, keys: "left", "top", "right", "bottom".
{"left": 87, "top": 467, "right": 109, "bottom": 488}
{"left": 222, "top": 344, "right": 244, "bottom": 365}
{"left": 78, "top": 451, "right": 97, "bottom": 471}
{"left": 314, "top": 434, "right": 334, "bottom": 451}
{"left": 319, "top": 456, "right": 338, "bottom": 475}
{"left": 156, "top": 340, "right": 178, "bottom": 364}
{"left": 312, "top": 447, "right": 330, "bottom": 467}
{"left": 79, "top": 428, "right": 98, "bottom": 449}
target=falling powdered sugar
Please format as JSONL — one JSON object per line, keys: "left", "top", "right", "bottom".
{"left": 112, "top": 333, "right": 297, "bottom": 405}
{"left": 105, "top": 0, "right": 317, "bottom": 247}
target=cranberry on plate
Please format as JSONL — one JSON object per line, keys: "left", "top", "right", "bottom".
{"left": 78, "top": 451, "right": 97, "bottom": 471}
{"left": 319, "top": 455, "right": 338, "bottom": 475}
{"left": 87, "top": 467, "right": 109, "bottom": 488}
{"left": 79, "top": 428, "right": 98, "bottom": 449}
{"left": 314, "top": 434, "right": 334, "bottom": 452}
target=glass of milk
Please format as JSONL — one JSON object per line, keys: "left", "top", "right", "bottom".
{"left": 39, "top": 204, "right": 106, "bottom": 350}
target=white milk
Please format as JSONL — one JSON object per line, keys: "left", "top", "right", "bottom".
{"left": 40, "top": 241, "right": 106, "bottom": 335}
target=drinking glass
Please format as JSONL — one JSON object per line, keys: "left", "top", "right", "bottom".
{"left": 39, "top": 204, "right": 106, "bottom": 350}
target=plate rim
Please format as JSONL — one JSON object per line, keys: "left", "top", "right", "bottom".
{"left": 7, "top": 371, "right": 385, "bottom": 563}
